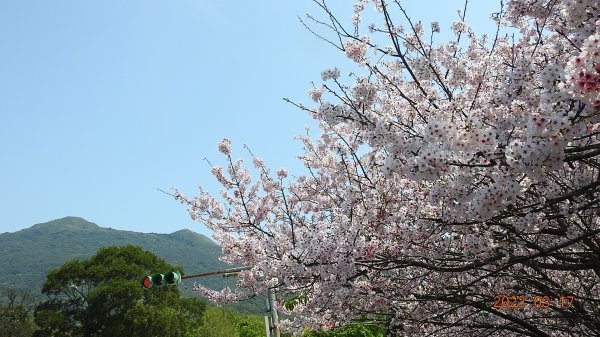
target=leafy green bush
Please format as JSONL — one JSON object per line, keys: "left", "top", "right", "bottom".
{"left": 302, "top": 324, "right": 385, "bottom": 337}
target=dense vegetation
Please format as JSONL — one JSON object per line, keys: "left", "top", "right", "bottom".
{"left": 33, "top": 245, "right": 207, "bottom": 337}
{"left": 0, "top": 289, "right": 37, "bottom": 337}
{"left": 0, "top": 217, "right": 219, "bottom": 292}
{"left": 0, "top": 243, "right": 380, "bottom": 337}
{"left": 0, "top": 217, "right": 261, "bottom": 314}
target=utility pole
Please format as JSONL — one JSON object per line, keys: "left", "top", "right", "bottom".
{"left": 265, "top": 287, "right": 280, "bottom": 337}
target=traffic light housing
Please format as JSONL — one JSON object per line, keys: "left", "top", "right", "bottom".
{"left": 142, "top": 271, "right": 181, "bottom": 289}
{"left": 164, "top": 271, "right": 181, "bottom": 284}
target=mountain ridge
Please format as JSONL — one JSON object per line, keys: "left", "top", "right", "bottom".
{"left": 12, "top": 216, "right": 203, "bottom": 236}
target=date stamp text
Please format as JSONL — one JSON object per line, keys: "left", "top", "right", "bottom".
{"left": 493, "top": 295, "right": 575, "bottom": 309}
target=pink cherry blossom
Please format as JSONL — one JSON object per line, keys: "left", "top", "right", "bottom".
{"left": 276, "top": 168, "right": 288, "bottom": 179}
{"left": 175, "top": 1, "right": 600, "bottom": 336}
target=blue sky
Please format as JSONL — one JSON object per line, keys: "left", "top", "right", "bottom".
{"left": 1, "top": 1, "right": 499, "bottom": 237}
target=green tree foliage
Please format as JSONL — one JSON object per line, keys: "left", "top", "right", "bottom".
{"left": 0, "top": 288, "right": 37, "bottom": 337}
{"left": 302, "top": 324, "right": 385, "bottom": 337}
{"left": 0, "top": 305, "right": 36, "bottom": 337}
{"left": 32, "top": 245, "right": 206, "bottom": 337}
{"left": 193, "top": 307, "right": 238, "bottom": 337}
{"left": 191, "top": 306, "right": 266, "bottom": 337}
{"left": 236, "top": 315, "right": 267, "bottom": 337}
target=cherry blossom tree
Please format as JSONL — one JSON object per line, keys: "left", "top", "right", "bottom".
{"left": 174, "top": 1, "right": 600, "bottom": 336}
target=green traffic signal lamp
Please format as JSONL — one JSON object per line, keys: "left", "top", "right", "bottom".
{"left": 164, "top": 271, "right": 181, "bottom": 285}
{"left": 142, "top": 272, "right": 181, "bottom": 289}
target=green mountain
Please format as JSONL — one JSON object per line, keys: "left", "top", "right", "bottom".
{"left": 0, "top": 216, "right": 263, "bottom": 314}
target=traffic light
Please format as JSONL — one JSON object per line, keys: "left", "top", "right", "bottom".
{"left": 164, "top": 271, "right": 181, "bottom": 284}
{"left": 142, "top": 271, "right": 181, "bottom": 289}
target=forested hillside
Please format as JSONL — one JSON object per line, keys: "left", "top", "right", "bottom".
{"left": 0, "top": 217, "right": 262, "bottom": 314}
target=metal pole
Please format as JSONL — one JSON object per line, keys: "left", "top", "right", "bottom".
{"left": 180, "top": 266, "right": 252, "bottom": 279}
{"left": 268, "top": 287, "right": 281, "bottom": 337}
{"left": 264, "top": 316, "right": 272, "bottom": 337}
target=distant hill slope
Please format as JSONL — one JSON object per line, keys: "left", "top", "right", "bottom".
{"left": 0, "top": 217, "right": 263, "bottom": 314}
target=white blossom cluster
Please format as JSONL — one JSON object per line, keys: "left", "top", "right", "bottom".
{"left": 343, "top": 38, "right": 369, "bottom": 63}
{"left": 320, "top": 67, "right": 340, "bottom": 81}
{"left": 176, "top": 1, "right": 600, "bottom": 336}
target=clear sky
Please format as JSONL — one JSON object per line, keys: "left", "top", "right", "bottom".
{"left": 1, "top": 1, "right": 499, "bottom": 237}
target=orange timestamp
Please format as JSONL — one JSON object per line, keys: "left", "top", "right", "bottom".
{"left": 493, "top": 295, "right": 575, "bottom": 309}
